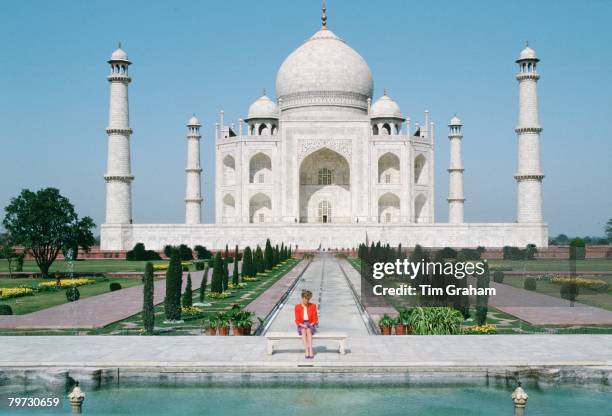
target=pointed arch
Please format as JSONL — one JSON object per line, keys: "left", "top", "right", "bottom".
{"left": 414, "top": 154, "right": 427, "bottom": 185}
{"left": 222, "top": 194, "right": 235, "bottom": 222}
{"left": 222, "top": 154, "right": 236, "bottom": 185}
{"left": 414, "top": 193, "right": 427, "bottom": 223}
{"left": 249, "top": 193, "right": 272, "bottom": 223}
{"left": 378, "top": 192, "right": 400, "bottom": 223}
{"left": 378, "top": 152, "right": 400, "bottom": 184}
{"left": 249, "top": 152, "right": 272, "bottom": 183}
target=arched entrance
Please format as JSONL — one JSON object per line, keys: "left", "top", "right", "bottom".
{"left": 299, "top": 148, "right": 350, "bottom": 223}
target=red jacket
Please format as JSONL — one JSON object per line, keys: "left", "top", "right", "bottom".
{"left": 294, "top": 303, "right": 318, "bottom": 326}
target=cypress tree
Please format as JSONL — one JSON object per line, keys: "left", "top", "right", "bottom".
{"left": 232, "top": 254, "right": 240, "bottom": 286}
{"left": 222, "top": 255, "right": 229, "bottom": 291}
{"left": 224, "top": 244, "right": 229, "bottom": 260}
{"left": 288, "top": 245, "right": 292, "bottom": 259}
{"left": 164, "top": 249, "right": 182, "bottom": 320}
{"left": 280, "top": 243, "right": 285, "bottom": 261}
{"left": 211, "top": 252, "right": 223, "bottom": 293}
{"left": 476, "top": 261, "right": 491, "bottom": 325}
{"left": 264, "top": 239, "right": 273, "bottom": 270}
{"left": 182, "top": 273, "right": 193, "bottom": 307}
{"left": 242, "top": 246, "right": 253, "bottom": 278}
{"left": 255, "top": 245, "right": 264, "bottom": 273}
{"left": 142, "top": 262, "right": 155, "bottom": 334}
{"left": 199, "top": 265, "right": 209, "bottom": 302}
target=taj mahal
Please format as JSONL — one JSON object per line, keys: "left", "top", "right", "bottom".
{"left": 100, "top": 4, "right": 548, "bottom": 251}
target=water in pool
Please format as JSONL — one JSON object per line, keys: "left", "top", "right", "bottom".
{"left": 1, "top": 384, "right": 610, "bottom": 415}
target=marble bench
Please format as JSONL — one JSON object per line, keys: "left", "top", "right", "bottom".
{"left": 265, "top": 331, "right": 347, "bottom": 355}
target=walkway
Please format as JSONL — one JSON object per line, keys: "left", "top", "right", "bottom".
{"left": 0, "top": 271, "right": 204, "bottom": 329}
{"left": 266, "top": 254, "right": 369, "bottom": 338}
{"left": 487, "top": 281, "right": 612, "bottom": 326}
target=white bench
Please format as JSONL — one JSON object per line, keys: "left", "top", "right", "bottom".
{"left": 265, "top": 331, "right": 347, "bottom": 355}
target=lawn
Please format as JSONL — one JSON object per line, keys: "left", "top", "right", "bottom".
{"left": 0, "top": 277, "right": 144, "bottom": 315}
{"left": 500, "top": 274, "right": 612, "bottom": 312}
{"left": 0, "top": 259, "right": 170, "bottom": 274}
{"left": 487, "top": 259, "right": 612, "bottom": 273}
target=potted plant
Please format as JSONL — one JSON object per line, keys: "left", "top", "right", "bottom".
{"left": 378, "top": 314, "right": 393, "bottom": 335}
{"left": 393, "top": 315, "right": 405, "bottom": 335}
{"left": 231, "top": 310, "right": 254, "bottom": 336}
{"left": 398, "top": 308, "right": 413, "bottom": 335}
{"left": 204, "top": 315, "right": 219, "bottom": 336}
{"left": 217, "top": 313, "right": 230, "bottom": 336}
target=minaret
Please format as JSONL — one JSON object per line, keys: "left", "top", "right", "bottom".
{"left": 515, "top": 44, "right": 544, "bottom": 223}
{"left": 447, "top": 116, "right": 465, "bottom": 224}
{"left": 185, "top": 115, "right": 203, "bottom": 224}
{"left": 104, "top": 44, "right": 134, "bottom": 224}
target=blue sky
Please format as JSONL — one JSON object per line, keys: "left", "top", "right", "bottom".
{"left": 0, "top": 0, "right": 610, "bottom": 237}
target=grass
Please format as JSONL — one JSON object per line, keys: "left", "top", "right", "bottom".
{"left": 500, "top": 274, "right": 612, "bottom": 312}
{"left": 0, "top": 277, "right": 145, "bottom": 315}
{"left": 0, "top": 259, "right": 170, "bottom": 274}
{"left": 487, "top": 259, "right": 612, "bottom": 273}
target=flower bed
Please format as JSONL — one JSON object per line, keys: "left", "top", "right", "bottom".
{"left": 242, "top": 276, "right": 259, "bottom": 282}
{"left": 38, "top": 278, "right": 96, "bottom": 289}
{"left": 181, "top": 306, "right": 205, "bottom": 321}
{"left": 207, "top": 292, "right": 231, "bottom": 299}
{"left": 228, "top": 282, "right": 247, "bottom": 289}
{"left": 463, "top": 323, "right": 497, "bottom": 334}
{"left": 550, "top": 276, "right": 609, "bottom": 292}
{"left": 0, "top": 287, "right": 34, "bottom": 299}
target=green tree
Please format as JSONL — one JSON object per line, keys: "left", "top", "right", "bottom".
{"left": 63, "top": 216, "right": 96, "bottom": 261}
{"left": 164, "top": 249, "right": 183, "bottom": 320}
{"left": 210, "top": 252, "right": 224, "bottom": 293}
{"left": 2, "top": 188, "right": 94, "bottom": 278}
{"left": 0, "top": 235, "right": 17, "bottom": 278}
{"left": 232, "top": 254, "right": 240, "bottom": 286}
{"left": 255, "top": 245, "right": 264, "bottom": 273}
{"left": 606, "top": 219, "right": 612, "bottom": 242}
{"left": 264, "top": 239, "right": 274, "bottom": 270}
{"left": 178, "top": 244, "right": 193, "bottom": 261}
{"left": 222, "top": 255, "right": 229, "bottom": 291}
{"left": 199, "top": 265, "right": 209, "bottom": 302}
{"left": 142, "top": 262, "right": 155, "bottom": 334}
{"left": 194, "top": 245, "right": 211, "bottom": 260}
{"left": 182, "top": 273, "right": 193, "bottom": 307}
{"left": 241, "top": 246, "right": 253, "bottom": 278}
{"left": 475, "top": 261, "right": 491, "bottom": 325}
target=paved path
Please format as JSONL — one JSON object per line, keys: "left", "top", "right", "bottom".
{"left": 486, "top": 281, "right": 612, "bottom": 326}
{"left": 0, "top": 271, "right": 204, "bottom": 329}
{"left": 266, "top": 254, "right": 369, "bottom": 337}
{"left": 0, "top": 335, "right": 610, "bottom": 375}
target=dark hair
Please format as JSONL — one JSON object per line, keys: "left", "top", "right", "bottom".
{"left": 301, "top": 289, "right": 312, "bottom": 300}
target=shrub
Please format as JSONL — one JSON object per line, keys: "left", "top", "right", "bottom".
{"left": 15, "top": 253, "right": 25, "bottom": 272}
{"left": 459, "top": 248, "right": 481, "bottom": 260}
{"left": 438, "top": 247, "right": 458, "bottom": 260}
{"left": 241, "top": 247, "right": 254, "bottom": 278}
{"left": 126, "top": 243, "right": 161, "bottom": 261}
{"left": 0, "top": 305, "right": 13, "bottom": 315}
{"left": 550, "top": 276, "right": 608, "bottom": 292}
{"left": 560, "top": 282, "right": 579, "bottom": 302}
{"left": 493, "top": 271, "right": 505, "bottom": 283}
{"left": 475, "top": 306, "right": 488, "bottom": 326}
{"left": 409, "top": 307, "right": 464, "bottom": 335}
{"left": 142, "top": 262, "right": 155, "bottom": 334}
{"left": 163, "top": 245, "right": 174, "bottom": 258}
{"left": 264, "top": 239, "right": 274, "bottom": 270}
{"left": 194, "top": 261, "right": 206, "bottom": 271}
{"left": 524, "top": 277, "right": 537, "bottom": 291}
{"left": 164, "top": 250, "right": 183, "bottom": 320}
{"left": 66, "top": 287, "right": 80, "bottom": 302}
{"left": 178, "top": 244, "right": 193, "bottom": 261}
{"left": 232, "top": 252, "right": 240, "bottom": 286}
{"left": 194, "top": 245, "right": 212, "bottom": 260}
{"left": 182, "top": 273, "right": 193, "bottom": 308}
{"left": 109, "top": 282, "right": 122, "bottom": 292}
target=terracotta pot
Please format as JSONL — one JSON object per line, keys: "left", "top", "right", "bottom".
{"left": 218, "top": 326, "right": 230, "bottom": 336}
{"left": 404, "top": 325, "right": 413, "bottom": 335}
{"left": 206, "top": 327, "right": 217, "bottom": 336}
{"left": 243, "top": 325, "right": 252, "bottom": 336}
{"left": 394, "top": 324, "right": 406, "bottom": 335}
{"left": 233, "top": 327, "right": 243, "bottom": 336}
{"left": 380, "top": 325, "right": 392, "bottom": 335}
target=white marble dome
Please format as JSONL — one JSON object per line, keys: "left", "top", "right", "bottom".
{"left": 370, "top": 94, "right": 402, "bottom": 119}
{"left": 247, "top": 94, "right": 279, "bottom": 119}
{"left": 449, "top": 115, "right": 462, "bottom": 125}
{"left": 275, "top": 29, "right": 373, "bottom": 100}
{"left": 110, "top": 47, "right": 129, "bottom": 62}
{"left": 187, "top": 115, "right": 200, "bottom": 126}
{"left": 518, "top": 46, "right": 538, "bottom": 61}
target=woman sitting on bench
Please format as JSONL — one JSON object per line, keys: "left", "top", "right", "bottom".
{"left": 294, "top": 289, "right": 318, "bottom": 359}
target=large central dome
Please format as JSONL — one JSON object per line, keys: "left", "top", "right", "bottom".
{"left": 275, "top": 29, "right": 373, "bottom": 111}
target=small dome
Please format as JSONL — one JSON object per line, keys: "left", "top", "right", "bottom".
{"left": 275, "top": 29, "right": 373, "bottom": 102}
{"left": 246, "top": 94, "right": 279, "bottom": 120}
{"left": 517, "top": 45, "right": 538, "bottom": 61}
{"left": 110, "top": 47, "right": 129, "bottom": 62}
{"left": 187, "top": 115, "right": 200, "bottom": 126}
{"left": 370, "top": 94, "right": 403, "bottom": 119}
{"left": 449, "top": 115, "right": 462, "bottom": 126}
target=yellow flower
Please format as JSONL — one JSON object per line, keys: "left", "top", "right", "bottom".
{"left": 0, "top": 287, "right": 34, "bottom": 299}
{"left": 38, "top": 278, "right": 95, "bottom": 288}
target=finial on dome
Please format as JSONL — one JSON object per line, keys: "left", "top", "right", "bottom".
{"left": 263, "top": 87, "right": 267, "bottom": 96}
{"left": 321, "top": 0, "right": 328, "bottom": 29}
{"left": 383, "top": 88, "right": 387, "bottom": 96}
